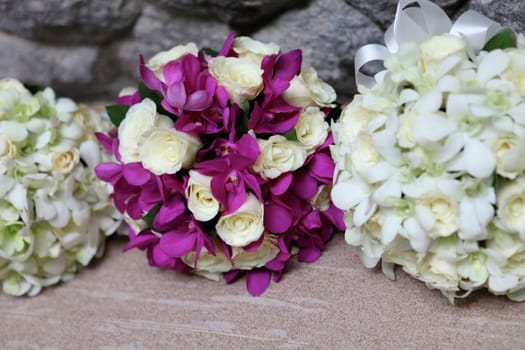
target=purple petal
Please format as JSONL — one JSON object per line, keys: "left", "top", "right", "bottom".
{"left": 243, "top": 235, "right": 264, "bottom": 252}
{"left": 322, "top": 204, "right": 346, "bottom": 231}
{"left": 149, "top": 244, "right": 176, "bottom": 269}
{"left": 95, "top": 162, "right": 122, "bottom": 184}
{"left": 95, "top": 132, "right": 116, "bottom": 154}
{"left": 163, "top": 61, "right": 184, "bottom": 85}
{"left": 126, "top": 194, "right": 143, "bottom": 220}
{"left": 264, "top": 203, "right": 292, "bottom": 234}
{"left": 302, "top": 210, "right": 322, "bottom": 230}
{"left": 116, "top": 92, "right": 141, "bottom": 106}
{"left": 140, "top": 63, "right": 163, "bottom": 92}
{"left": 271, "top": 173, "right": 292, "bottom": 196}
{"left": 124, "top": 231, "right": 159, "bottom": 252}
{"left": 153, "top": 195, "right": 186, "bottom": 229}
{"left": 123, "top": 162, "right": 152, "bottom": 186}
{"left": 297, "top": 248, "right": 321, "bottom": 263}
{"left": 290, "top": 170, "right": 318, "bottom": 200}
{"left": 246, "top": 270, "right": 271, "bottom": 296}
{"left": 185, "top": 90, "right": 211, "bottom": 111}
{"left": 159, "top": 231, "right": 197, "bottom": 257}
{"left": 308, "top": 153, "right": 335, "bottom": 183}
{"left": 236, "top": 134, "right": 260, "bottom": 163}
{"left": 166, "top": 83, "right": 187, "bottom": 109}
{"left": 223, "top": 270, "right": 240, "bottom": 283}
{"left": 218, "top": 32, "right": 235, "bottom": 57}
{"left": 274, "top": 50, "right": 302, "bottom": 82}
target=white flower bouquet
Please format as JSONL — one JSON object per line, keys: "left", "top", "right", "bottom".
{"left": 0, "top": 79, "right": 121, "bottom": 296}
{"left": 331, "top": 0, "right": 525, "bottom": 302}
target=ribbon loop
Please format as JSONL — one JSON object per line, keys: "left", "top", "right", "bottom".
{"left": 354, "top": 0, "right": 502, "bottom": 89}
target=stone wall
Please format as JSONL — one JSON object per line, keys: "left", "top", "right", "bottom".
{"left": 0, "top": 0, "right": 522, "bottom": 102}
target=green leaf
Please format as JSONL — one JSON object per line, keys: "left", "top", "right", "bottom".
{"left": 105, "top": 104, "right": 130, "bottom": 127}
{"left": 483, "top": 28, "right": 517, "bottom": 52}
{"left": 138, "top": 82, "right": 176, "bottom": 118}
{"left": 142, "top": 203, "right": 162, "bottom": 229}
{"left": 283, "top": 128, "right": 299, "bottom": 142}
{"left": 24, "top": 83, "right": 45, "bottom": 95}
{"left": 202, "top": 48, "right": 219, "bottom": 57}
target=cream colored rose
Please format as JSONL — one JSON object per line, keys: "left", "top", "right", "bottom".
{"left": 418, "top": 253, "right": 460, "bottom": 292}
{"left": 496, "top": 180, "right": 525, "bottom": 235}
{"left": 0, "top": 134, "right": 16, "bottom": 158}
{"left": 419, "top": 34, "right": 467, "bottom": 75}
{"left": 492, "top": 135, "right": 525, "bottom": 179}
{"left": 337, "top": 96, "right": 374, "bottom": 142}
{"left": 140, "top": 128, "right": 201, "bottom": 175}
{"left": 186, "top": 170, "right": 220, "bottom": 221}
{"left": 216, "top": 193, "right": 264, "bottom": 247}
{"left": 311, "top": 185, "right": 331, "bottom": 211}
{"left": 417, "top": 192, "right": 459, "bottom": 237}
{"left": 232, "top": 233, "right": 280, "bottom": 270}
{"left": 282, "top": 67, "right": 336, "bottom": 108}
{"left": 295, "top": 106, "right": 329, "bottom": 152}
{"left": 118, "top": 98, "right": 159, "bottom": 163}
{"left": 253, "top": 135, "right": 307, "bottom": 179}
{"left": 504, "top": 51, "right": 525, "bottom": 97}
{"left": 147, "top": 43, "right": 199, "bottom": 78}
{"left": 181, "top": 244, "right": 232, "bottom": 281}
{"left": 208, "top": 56, "right": 263, "bottom": 106}
{"left": 350, "top": 134, "right": 380, "bottom": 174}
{"left": 50, "top": 148, "right": 79, "bottom": 174}
{"left": 232, "top": 36, "right": 280, "bottom": 65}
{"left": 397, "top": 108, "right": 418, "bottom": 148}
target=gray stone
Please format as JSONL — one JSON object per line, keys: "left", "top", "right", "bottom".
{"left": 469, "top": 0, "right": 525, "bottom": 33}
{"left": 149, "top": 0, "right": 307, "bottom": 28}
{"left": 0, "top": 31, "right": 100, "bottom": 99}
{"left": 0, "top": 0, "right": 142, "bottom": 44}
{"left": 107, "top": 4, "right": 232, "bottom": 98}
{"left": 253, "top": 0, "right": 383, "bottom": 102}
{"left": 345, "top": 0, "right": 468, "bottom": 30}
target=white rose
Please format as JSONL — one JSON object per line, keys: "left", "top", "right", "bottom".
{"left": 0, "top": 134, "right": 16, "bottom": 158}
{"left": 146, "top": 43, "right": 199, "bottom": 78}
{"left": 282, "top": 67, "right": 336, "bottom": 108}
{"left": 492, "top": 135, "right": 525, "bottom": 179}
{"left": 208, "top": 56, "right": 263, "bottom": 106}
{"left": 503, "top": 50, "right": 525, "bottom": 97}
{"left": 50, "top": 148, "right": 79, "bottom": 174}
{"left": 216, "top": 193, "right": 264, "bottom": 247}
{"left": 118, "top": 98, "right": 159, "bottom": 163}
{"left": 295, "top": 106, "right": 329, "bottom": 152}
{"left": 337, "top": 96, "right": 374, "bottom": 142}
{"left": 253, "top": 135, "right": 307, "bottom": 179}
{"left": 397, "top": 108, "right": 418, "bottom": 148}
{"left": 140, "top": 128, "right": 201, "bottom": 175}
{"left": 232, "top": 36, "right": 280, "bottom": 66}
{"left": 181, "top": 244, "right": 232, "bottom": 281}
{"left": 496, "top": 180, "right": 525, "bottom": 236}
{"left": 232, "top": 233, "right": 280, "bottom": 270}
{"left": 186, "top": 170, "right": 220, "bottom": 221}
{"left": 419, "top": 34, "right": 467, "bottom": 75}
{"left": 419, "top": 253, "right": 460, "bottom": 293}
{"left": 350, "top": 134, "right": 380, "bottom": 175}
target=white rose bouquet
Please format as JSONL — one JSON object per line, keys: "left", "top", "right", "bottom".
{"left": 96, "top": 34, "right": 344, "bottom": 296}
{"left": 331, "top": 0, "right": 525, "bottom": 302}
{"left": 0, "top": 79, "right": 121, "bottom": 296}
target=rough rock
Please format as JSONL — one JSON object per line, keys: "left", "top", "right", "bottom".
{"left": 345, "top": 0, "right": 468, "bottom": 30}
{"left": 0, "top": 31, "right": 99, "bottom": 98}
{"left": 0, "top": 0, "right": 142, "bottom": 44}
{"left": 150, "top": 0, "right": 307, "bottom": 29}
{"left": 254, "top": 0, "right": 383, "bottom": 102}
{"left": 469, "top": 0, "right": 525, "bottom": 33}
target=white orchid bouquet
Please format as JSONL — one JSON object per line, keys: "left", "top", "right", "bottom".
{"left": 0, "top": 79, "right": 121, "bottom": 296}
{"left": 331, "top": 0, "right": 525, "bottom": 302}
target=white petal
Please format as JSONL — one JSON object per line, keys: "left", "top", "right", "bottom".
{"left": 372, "top": 178, "right": 401, "bottom": 205}
{"left": 415, "top": 204, "right": 435, "bottom": 232}
{"left": 459, "top": 199, "right": 485, "bottom": 240}
{"left": 61, "top": 123, "right": 83, "bottom": 140}
{"left": 433, "top": 133, "right": 465, "bottom": 163}
{"left": 398, "top": 89, "right": 419, "bottom": 105}
{"left": 489, "top": 274, "right": 518, "bottom": 293}
{"left": 463, "top": 138, "right": 496, "bottom": 178}
{"left": 381, "top": 212, "right": 403, "bottom": 245}
{"left": 414, "top": 89, "right": 442, "bottom": 113}
{"left": 402, "top": 217, "right": 429, "bottom": 253}
{"left": 0, "top": 121, "right": 27, "bottom": 142}
{"left": 363, "top": 162, "right": 396, "bottom": 183}
{"left": 34, "top": 198, "right": 57, "bottom": 221}
{"left": 34, "top": 130, "right": 53, "bottom": 149}
{"left": 510, "top": 103, "right": 525, "bottom": 125}
{"left": 436, "top": 55, "right": 462, "bottom": 79}
{"left": 49, "top": 202, "right": 70, "bottom": 228}
{"left": 353, "top": 198, "right": 377, "bottom": 227}
{"left": 331, "top": 179, "right": 369, "bottom": 210}
{"left": 437, "top": 75, "right": 460, "bottom": 93}
{"left": 345, "top": 227, "right": 362, "bottom": 245}
{"left": 470, "top": 104, "right": 496, "bottom": 118}
{"left": 477, "top": 50, "right": 509, "bottom": 84}
{"left": 413, "top": 113, "right": 455, "bottom": 144}
{"left": 0, "top": 174, "right": 14, "bottom": 198}
{"left": 372, "top": 130, "right": 401, "bottom": 165}
{"left": 79, "top": 140, "right": 100, "bottom": 169}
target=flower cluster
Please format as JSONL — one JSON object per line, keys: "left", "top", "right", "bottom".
{"left": 332, "top": 31, "right": 525, "bottom": 302}
{"left": 96, "top": 35, "right": 344, "bottom": 296}
{"left": 0, "top": 79, "right": 122, "bottom": 296}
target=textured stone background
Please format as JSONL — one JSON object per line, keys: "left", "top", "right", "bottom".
{"left": 0, "top": 0, "right": 522, "bottom": 102}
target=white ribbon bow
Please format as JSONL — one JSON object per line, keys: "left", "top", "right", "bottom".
{"left": 355, "top": 0, "right": 502, "bottom": 88}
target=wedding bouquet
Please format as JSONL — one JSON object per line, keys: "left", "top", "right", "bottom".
{"left": 331, "top": 0, "right": 525, "bottom": 302}
{"left": 0, "top": 79, "right": 121, "bottom": 296}
{"left": 96, "top": 34, "right": 344, "bottom": 296}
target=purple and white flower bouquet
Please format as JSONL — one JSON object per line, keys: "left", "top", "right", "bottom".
{"left": 96, "top": 34, "right": 344, "bottom": 296}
